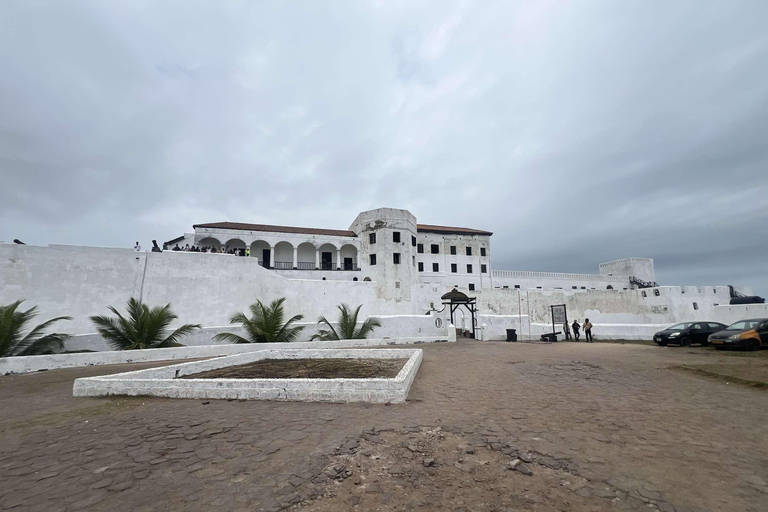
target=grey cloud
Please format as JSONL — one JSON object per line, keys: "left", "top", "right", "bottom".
{"left": 1, "top": 0, "right": 766, "bottom": 295}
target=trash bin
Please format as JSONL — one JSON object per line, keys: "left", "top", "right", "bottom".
{"left": 506, "top": 329, "right": 517, "bottom": 342}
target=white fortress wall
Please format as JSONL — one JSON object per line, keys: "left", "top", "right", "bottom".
{"left": 0, "top": 243, "right": 411, "bottom": 337}
{"left": 599, "top": 257, "right": 656, "bottom": 283}
{"left": 492, "top": 270, "right": 631, "bottom": 292}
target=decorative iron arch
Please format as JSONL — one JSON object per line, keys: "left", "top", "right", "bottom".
{"left": 441, "top": 288, "right": 477, "bottom": 339}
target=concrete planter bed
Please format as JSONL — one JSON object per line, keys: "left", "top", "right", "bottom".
{"left": 73, "top": 348, "right": 423, "bottom": 404}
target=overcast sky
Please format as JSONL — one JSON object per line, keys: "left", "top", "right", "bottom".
{"left": 1, "top": 1, "right": 766, "bottom": 295}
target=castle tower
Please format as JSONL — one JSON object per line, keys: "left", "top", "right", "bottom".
{"left": 350, "top": 208, "right": 418, "bottom": 302}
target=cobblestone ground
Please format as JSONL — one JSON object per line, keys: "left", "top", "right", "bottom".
{"left": 1, "top": 341, "right": 767, "bottom": 511}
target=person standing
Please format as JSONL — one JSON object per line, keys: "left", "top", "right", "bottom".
{"left": 572, "top": 320, "right": 581, "bottom": 342}
{"left": 134, "top": 241, "right": 141, "bottom": 251}
{"left": 563, "top": 321, "right": 571, "bottom": 340}
{"left": 584, "top": 318, "right": 594, "bottom": 343}
{"left": 151, "top": 240, "right": 162, "bottom": 252}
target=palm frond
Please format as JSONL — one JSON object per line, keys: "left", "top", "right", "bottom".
{"left": 311, "top": 315, "right": 340, "bottom": 341}
{"left": 91, "top": 298, "right": 197, "bottom": 350}
{"left": 223, "top": 297, "right": 305, "bottom": 343}
{"left": 1, "top": 300, "right": 71, "bottom": 357}
{"left": 213, "top": 332, "right": 252, "bottom": 344}
{"left": 160, "top": 323, "right": 201, "bottom": 347}
{"left": 17, "top": 333, "right": 69, "bottom": 356}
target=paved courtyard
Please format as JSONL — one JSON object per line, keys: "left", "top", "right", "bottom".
{"left": 1, "top": 341, "right": 767, "bottom": 511}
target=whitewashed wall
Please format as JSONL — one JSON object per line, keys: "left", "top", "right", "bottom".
{"left": 0, "top": 244, "right": 411, "bottom": 336}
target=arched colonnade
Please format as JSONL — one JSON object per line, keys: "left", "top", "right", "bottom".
{"left": 197, "top": 236, "right": 359, "bottom": 271}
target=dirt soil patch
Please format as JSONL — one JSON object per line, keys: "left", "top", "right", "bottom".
{"left": 179, "top": 358, "right": 408, "bottom": 379}
{"left": 673, "top": 362, "right": 768, "bottom": 388}
{"left": 299, "top": 426, "right": 663, "bottom": 512}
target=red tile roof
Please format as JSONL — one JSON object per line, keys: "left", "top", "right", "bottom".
{"left": 193, "top": 222, "right": 356, "bottom": 237}
{"left": 192, "top": 221, "right": 492, "bottom": 238}
{"left": 416, "top": 224, "right": 493, "bottom": 236}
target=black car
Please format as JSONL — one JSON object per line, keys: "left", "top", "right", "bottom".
{"left": 653, "top": 322, "right": 728, "bottom": 347}
{"left": 708, "top": 318, "right": 768, "bottom": 350}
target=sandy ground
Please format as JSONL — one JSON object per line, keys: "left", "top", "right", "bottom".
{"left": 1, "top": 340, "right": 767, "bottom": 512}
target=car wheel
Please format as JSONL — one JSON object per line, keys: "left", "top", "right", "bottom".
{"left": 749, "top": 340, "right": 760, "bottom": 351}
{"left": 680, "top": 337, "right": 691, "bottom": 347}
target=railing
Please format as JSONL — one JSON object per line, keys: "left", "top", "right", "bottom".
{"left": 492, "top": 270, "right": 627, "bottom": 282}
{"left": 268, "top": 261, "right": 361, "bottom": 271}
{"left": 629, "top": 276, "right": 659, "bottom": 289}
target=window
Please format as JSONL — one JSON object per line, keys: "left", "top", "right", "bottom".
{"left": 469, "top": 283, "right": 475, "bottom": 291}
{"left": 451, "top": 263, "right": 457, "bottom": 273}
{"left": 353, "top": 277, "right": 358, "bottom": 281}
{"left": 369, "top": 254, "right": 377, "bottom": 265}
{"left": 503, "top": 286, "right": 509, "bottom": 289}
{"left": 514, "top": 285, "right": 520, "bottom": 289}
{"left": 412, "top": 255, "right": 416, "bottom": 266}
{"left": 418, "top": 262, "right": 424, "bottom": 272}
{"left": 693, "top": 302, "right": 699, "bottom": 310}
{"left": 572, "top": 286, "right": 578, "bottom": 290}
{"left": 607, "top": 285, "right": 614, "bottom": 290}
{"left": 466, "top": 247, "right": 472, "bottom": 256}
{"left": 411, "top": 235, "right": 416, "bottom": 247}
{"left": 395, "top": 281, "right": 400, "bottom": 289}
{"left": 481, "top": 264, "right": 487, "bottom": 273}
{"left": 393, "top": 231, "right": 400, "bottom": 243}
{"left": 369, "top": 233, "right": 376, "bottom": 244}
{"left": 417, "top": 243, "right": 424, "bottom": 253}
{"left": 480, "top": 247, "right": 486, "bottom": 257}
{"left": 431, "top": 244, "right": 439, "bottom": 254}
{"left": 450, "top": 246, "right": 457, "bottom": 255}
{"left": 467, "top": 264, "right": 473, "bottom": 273}
{"left": 393, "top": 253, "right": 400, "bottom": 264}
{"left": 537, "top": 286, "right": 542, "bottom": 289}
{"left": 581, "top": 287, "right": 586, "bottom": 290}
{"left": 642, "top": 291, "right": 647, "bottom": 297}
{"left": 432, "top": 263, "right": 439, "bottom": 272}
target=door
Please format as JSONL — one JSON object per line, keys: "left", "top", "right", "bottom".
{"left": 690, "top": 323, "right": 705, "bottom": 344}
{"left": 321, "top": 252, "right": 333, "bottom": 270}
{"left": 343, "top": 257, "right": 353, "bottom": 270}
{"left": 757, "top": 321, "right": 768, "bottom": 346}
{"left": 262, "top": 249, "right": 271, "bottom": 268}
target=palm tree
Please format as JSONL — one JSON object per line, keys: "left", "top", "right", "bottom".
{"left": 213, "top": 298, "right": 305, "bottom": 344}
{"left": 311, "top": 304, "right": 381, "bottom": 341}
{"left": 0, "top": 300, "right": 71, "bottom": 357}
{"left": 90, "top": 298, "right": 200, "bottom": 350}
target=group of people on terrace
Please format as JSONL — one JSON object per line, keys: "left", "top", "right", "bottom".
{"left": 133, "top": 241, "right": 251, "bottom": 256}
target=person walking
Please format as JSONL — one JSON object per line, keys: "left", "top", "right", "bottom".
{"left": 563, "top": 321, "right": 571, "bottom": 340}
{"left": 584, "top": 318, "right": 594, "bottom": 343}
{"left": 572, "top": 320, "right": 581, "bottom": 342}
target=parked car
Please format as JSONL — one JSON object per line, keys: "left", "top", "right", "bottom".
{"left": 653, "top": 322, "right": 728, "bottom": 346}
{"left": 708, "top": 318, "right": 768, "bottom": 350}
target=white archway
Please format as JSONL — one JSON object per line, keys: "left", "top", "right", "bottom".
{"left": 273, "top": 241, "right": 294, "bottom": 269}
{"left": 250, "top": 240, "right": 271, "bottom": 266}
{"left": 317, "top": 243, "right": 338, "bottom": 270}
{"left": 297, "top": 242, "right": 317, "bottom": 270}
{"left": 198, "top": 237, "right": 221, "bottom": 251}
{"left": 340, "top": 244, "right": 358, "bottom": 271}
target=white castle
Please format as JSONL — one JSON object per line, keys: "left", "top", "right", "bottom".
{"left": 1, "top": 207, "right": 764, "bottom": 347}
